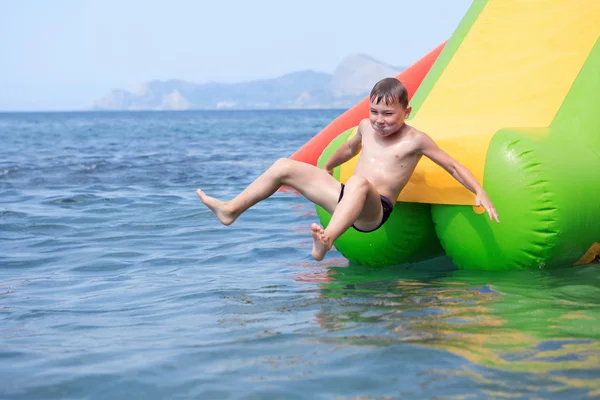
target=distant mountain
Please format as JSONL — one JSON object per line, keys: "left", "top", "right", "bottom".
{"left": 331, "top": 54, "right": 403, "bottom": 98}
{"left": 91, "top": 54, "right": 404, "bottom": 111}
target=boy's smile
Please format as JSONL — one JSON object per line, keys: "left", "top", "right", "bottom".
{"left": 369, "top": 101, "right": 412, "bottom": 137}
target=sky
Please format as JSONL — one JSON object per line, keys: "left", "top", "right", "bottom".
{"left": 0, "top": 0, "right": 473, "bottom": 111}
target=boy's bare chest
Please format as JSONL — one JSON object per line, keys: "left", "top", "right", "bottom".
{"left": 361, "top": 134, "right": 418, "bottom": 165}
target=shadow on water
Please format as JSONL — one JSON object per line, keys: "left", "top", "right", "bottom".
{"left": 304, "top": 257, "right": 600, "bottom": 396}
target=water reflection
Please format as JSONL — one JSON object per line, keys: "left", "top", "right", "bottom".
{"left": 303, "top": 257, "right": 600, "bottom": 396}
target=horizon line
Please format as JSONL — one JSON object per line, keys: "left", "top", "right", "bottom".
{"left": 0, "top": 107, "right": 351, "bottom": 114}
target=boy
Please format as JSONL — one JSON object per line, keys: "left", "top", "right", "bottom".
{"left": 196, "top": 78, "right": 499, "bottom": 261}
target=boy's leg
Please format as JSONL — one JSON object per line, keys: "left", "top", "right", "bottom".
{"left": 196, "top": 158, "right": 342, "bottom": 225}
{"left": 311, "top": 175, "right": 384, "bottom": 260}
{"left": 326, "top": 175, "right": 384, "bottom": 238}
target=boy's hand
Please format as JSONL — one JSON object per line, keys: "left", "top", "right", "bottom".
{"left": 476, "top": 191, "right": 500, "bottom": 223}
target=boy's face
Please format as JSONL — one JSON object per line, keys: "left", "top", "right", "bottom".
{"left": 369, "top": 100, "right": 411, "bottom": 136}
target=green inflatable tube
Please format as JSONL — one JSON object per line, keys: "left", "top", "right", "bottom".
{"left": 433, "top": 39, "right": 600, "bottom": 270}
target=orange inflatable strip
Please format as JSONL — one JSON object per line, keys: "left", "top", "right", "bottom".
{"left": 290, "top": 42, "right": 446, "bottom": 166}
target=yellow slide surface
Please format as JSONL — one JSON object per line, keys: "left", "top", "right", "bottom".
{"left": 341, "top": 0, "right": 600, "bottom": 205}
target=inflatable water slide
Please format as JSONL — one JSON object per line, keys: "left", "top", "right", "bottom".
{"left": 290, "top": 0, "right": 600, "bottom": 270}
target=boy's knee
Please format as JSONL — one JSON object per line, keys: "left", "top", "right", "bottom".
{"left": 273, "top": 158, "right": 293, "bottom": 176}
{"left": 273, "top": 158, "right": 290, "bottom": 168}
{"left": 346, "top": 175, "right": 369, "bottom": 193}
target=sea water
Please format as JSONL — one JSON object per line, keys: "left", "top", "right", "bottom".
{"left": 1, "top": 110, "right": 599, "bottom": 399}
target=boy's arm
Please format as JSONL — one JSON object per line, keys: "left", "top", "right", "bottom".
{"left": 322, "top": 121, "right": 364, "bottom": 174}
{"left": 418, "top": 132, "right": 500, "bottom": 223}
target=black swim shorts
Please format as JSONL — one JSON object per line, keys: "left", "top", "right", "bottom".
{"left": 338, "top": 183, "right": 394, "bottom": 233}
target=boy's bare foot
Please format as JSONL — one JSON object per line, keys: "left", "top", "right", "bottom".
{"left": 196, "top": 189, "right": 237, "bottom": 225}
{"left": 311, "top": 223, "right": 332, "bottom": 261}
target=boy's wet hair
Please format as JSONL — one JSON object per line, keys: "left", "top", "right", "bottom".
{"left": 370, "top": 78, "right": 409, "bottom": 108}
